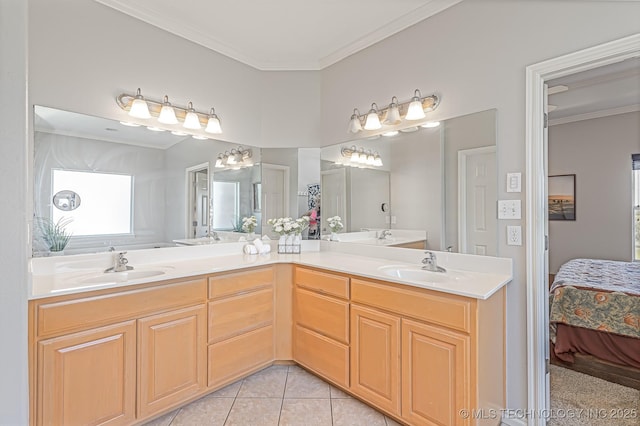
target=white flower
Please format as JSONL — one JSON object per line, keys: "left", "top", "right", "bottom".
{"left": 241, "top": 216, "right": 257, "bottom": 233}
{"left": 327, "top": 215, "right": 343, "bottom": 233}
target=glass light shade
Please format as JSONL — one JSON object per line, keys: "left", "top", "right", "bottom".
{"left": 222, "top": 153, "right": 229, "bottom": 164}
{"left": 405, "top": 99, "right": 426, "bottom": 120}
{"left": 158, "top": 96, "right": 178, "bottom": 124}
{"left": 382, "top": 130, "right": 398, "bottom": 137}
{"left": 348, "top": 111, "right": 362, "bottom": 133}
{"left": 350, "top": 150, "right": 360, "bottom": 162}
{"left": 383, "top": 105, "right": 401, "bottom": 125}
{"left": 421, "top": 121, "right": 441, "bottom": 128}
{"left": 366, "top": 154, "right": 375, "bottom": 165}
{"left": 374, "top": 155, "right": 383, "bottom": 167}
{"left": 364, "top": 110, "right": 382, "bottom": 130}
{"left": 205, "top": 115, "right": 222, "bottom": 134}
{"left": 215, "top": 155, "right": 224, "bottom": 168}
{"left": 399, "top": 126, "right": 418, "bottom": 133}
{"left": 129, "top": 98, "right": 151, "bottom": 119}
{"left": 183, "top": 102, "right": 202, "bottom": 129}
{"left": 226, "top": 151, "right": 236, "bottom": 165}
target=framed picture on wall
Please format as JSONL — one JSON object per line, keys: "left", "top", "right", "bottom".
{"left": 548, "top": 174, "right": 576, "bottom": 220}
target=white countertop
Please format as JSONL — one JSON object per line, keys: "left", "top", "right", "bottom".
{"left": 29, "top": 242, "right": 512, "bottom": 301}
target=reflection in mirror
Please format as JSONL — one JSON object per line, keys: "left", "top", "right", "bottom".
{"left": 33, "top": 105, "right": 261, "bottom": 255}
{"left": 320, "top": 109, "right": 497, "bottom": 255}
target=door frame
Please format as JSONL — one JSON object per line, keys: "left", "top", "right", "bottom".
{"left": 261, "top": 163, "right": 290, "bottom": 226}
{"left": 185, "top": 162, "right": 210, "bottom": 238}
{"left": 525, "top": 33, "right": 639, "bottom": 425}
{"left": 457, "top": 145, "right": 496, "bottom": 255}
{"left": 320, "top": 168, "right": 347, "bottom": 230}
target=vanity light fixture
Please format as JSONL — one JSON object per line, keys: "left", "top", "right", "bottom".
{"left": 341, "top": 146, "right": 383, "bottom": 168}
{"left": 348, "top": 89, "right": 439, "bottom": 134}
{"left": 214, "top": 146, "right": 253, "bottom": 170}
{"left": 116, "top": 88, "right": 223, "bottom": 137}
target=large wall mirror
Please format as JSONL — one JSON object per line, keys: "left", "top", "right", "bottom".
{"left": 33, "top": 105, "right": 261, "bottom": 255}
{"left": 320, "top": 109, "right": 497, "bottom": 255}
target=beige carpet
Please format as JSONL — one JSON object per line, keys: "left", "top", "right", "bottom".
{"left": 549, "top": 364, "right": 639, "bottom": 426}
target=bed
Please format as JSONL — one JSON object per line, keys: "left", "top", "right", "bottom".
{"left": 549, "top": 258, "right": 640, "bottom": 387}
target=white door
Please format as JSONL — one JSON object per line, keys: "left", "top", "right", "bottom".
{"left": 185, "top": 163, "right": 209, "bottom": 239}
{"left": 262, "top": 164, "right": 289, "bottom": 237}
{"left": 458, "top": 146, "right": 497, "bottom": 255}
{"left": 321, "top": 168, "right": 347, "bottom": 234}
{"left": 543, "top": 82, "right": 551, "bottom": 411}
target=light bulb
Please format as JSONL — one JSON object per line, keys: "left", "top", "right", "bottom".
{"left": 205, "top": 108, "right": 222, "bottom": 134}
{"left": 405, "top": 89, "right": 426, "bottom": 121}
{"left": 129, "top": 88, "right": 151, "bottom": 119}
{"left": 158, "top": 95, "right": 178, "bottom": 124}
{"left": 183, "top": 102, "right": 202, "bottom": 129}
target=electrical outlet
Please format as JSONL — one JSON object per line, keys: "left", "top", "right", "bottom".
{"left": 507, "top": 225, "right": 522, "bottom": 246}
{"left": 391, "top": 216, "right": 397, "bottom": 224}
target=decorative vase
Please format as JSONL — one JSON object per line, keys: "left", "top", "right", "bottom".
{"left": 330, "top": 232, "right": 339, "bottom": 241}
{"left": 285, "top": 234, "right": 294, "bottom": 253}
{"left": 278, "top": 235, "right": 287, "bottom": 253}
{"left": 247, "top": 232, "right": 255, "bottom": 241}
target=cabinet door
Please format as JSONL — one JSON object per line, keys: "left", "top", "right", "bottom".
{"left": 37, "top": 320, "right": 136, "bottom": 426}
{"left": 402, "top": 319, "right": 470, "bottom": 426}
{"left": 138, "top": 304, "right": 207, "bottom": 418}
{"left": 350, "top": 304, "right": 400, "bottom": 415}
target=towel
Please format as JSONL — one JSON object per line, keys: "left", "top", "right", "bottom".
{"left": 243, "top": 241, "right": 271, "bottom": 255}
{"left": 243, "top": 244, "right": 258, "bottom": 254}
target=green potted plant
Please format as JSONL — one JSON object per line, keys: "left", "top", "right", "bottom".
{"left": 37, "top": 217, "right": 73, "bottom": 254}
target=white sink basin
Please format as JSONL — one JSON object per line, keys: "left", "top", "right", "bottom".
{"left": 78, "top": 269, "right": 166, "bottom": 284}
{"left": 378, "top": 265, "right": 471, "bottom": 284}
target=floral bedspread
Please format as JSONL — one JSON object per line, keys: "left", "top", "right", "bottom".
{"left": 549, "top": 258, "right": 640, "bottom": 340}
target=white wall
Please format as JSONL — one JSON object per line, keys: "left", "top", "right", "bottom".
{"left": 28, "top": 0, "right": 321, "bottom": 148}
{"left": 320, "top": 0, "right": 640, "bottom": 413}
{"left": 390, "top": 128, "right": 442, "bottom": 246}
{"left": 549, "top": 112, "right": 640, "bottom": 273}
{"left": 0, "top": 0, "right": 29, "bottom": 423}
{"left": 349, "top": 168, "right": 391, "bottom": 231}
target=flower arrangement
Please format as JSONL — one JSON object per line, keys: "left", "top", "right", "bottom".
{"left": 327, "top": 216, "right": 343, "bottom": 233}
{"left": 37, "top": 216, "right": 73, "bottom": 252}
{"left": 241, "top": 216, "right": 257, "bottom": 233}
{"left": 267, "top": 216, "right": 310, "bottom": 236}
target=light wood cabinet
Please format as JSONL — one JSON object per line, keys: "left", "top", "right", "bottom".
{"left": 137, "top": 304, "right": 207, "bottom": 418}
{"left": 36, "top": 320, "right": 136, "bottom": 426}
{"left": 350, "top": 304, "right": 401, "bottom": 416}
{"left": 293, "top": 267, "right": 350, "bottom": 388}
{"left": 402, "top": 318, "right": 470, "bottom": 426}
{"left": 206, "top": 266, "right": 275, "bottom": 389}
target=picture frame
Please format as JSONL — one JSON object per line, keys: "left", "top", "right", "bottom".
{"left": 548, "top": 174, "right": 576, "bottom": 221}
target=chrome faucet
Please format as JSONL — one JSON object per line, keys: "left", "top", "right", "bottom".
{"left": 105, "top": 251, "right": 133, "bottom": 273}
{"left": 421, "top": 251, "right": 446, "bottom": 273}
{"left": 378, "top": 229, "right": 392, "bottom": 240}
{"left": 210, "top": 231, "right": 221, "bottom": 241}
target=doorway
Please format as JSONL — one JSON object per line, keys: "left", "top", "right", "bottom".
{"left": 262, "top": 164, "right": 290, "bottom": 236}
{"left": 525, "top": 33, "right": 640, "bottom": 424}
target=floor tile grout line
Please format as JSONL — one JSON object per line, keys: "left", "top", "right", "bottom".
{"left": 222, "top": 378, "right": 243, "bottom": 426}
{"left": 277, "top": 367, "right": 292, "bottom": 425}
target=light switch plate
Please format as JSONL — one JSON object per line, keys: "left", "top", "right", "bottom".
{"left": 498, "top": 200, "right": 521, "bottom": 219}
{"left": 506, "top": 172, "right": 522, "bottom": 193}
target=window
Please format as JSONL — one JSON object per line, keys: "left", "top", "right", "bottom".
{"left": 633, "top": 154, "right": 640, "bottom": 261}
{"left": 52, "top": 170, "right": 133, "bottom": 236}
{"left": 212, "top": 181, "right": 239, "bottom": 230}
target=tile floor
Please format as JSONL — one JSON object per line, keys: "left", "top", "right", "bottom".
{"left": 144, "top": 365, "right": 402, "bottom": 426}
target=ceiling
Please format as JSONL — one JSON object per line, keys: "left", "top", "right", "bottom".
{"left": 547, "top": 56, "right": 640, "bottom": 125}
{"left": 95, "top": 0, "right": 462, "bottom": 70}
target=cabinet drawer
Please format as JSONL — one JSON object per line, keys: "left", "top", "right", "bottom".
{"left": 295, "top": 288, "right": 349, "bottom": 344}
{"left": 294, "top": 325, "right": 349, "bottom": 388}
{"left": 208, "top": 325, "right": 274, "bottom": 388}
{"left": 208, "top": 267, "right": 274, "bottom": 299}
{"left": 351, "top": 279, "right": 472, "bottom": 333}
{"left": 294, "top": 267, "right": 349, "bottom": 299}
{"left": 36, "top": 279, "right": 207, "bottom": 337}
{"left": 208, "top": 287, "right": 273, "bottom": 343}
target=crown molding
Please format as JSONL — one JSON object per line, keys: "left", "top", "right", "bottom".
{"left": 95, "top": 0, "right": 461, "bottom": 71}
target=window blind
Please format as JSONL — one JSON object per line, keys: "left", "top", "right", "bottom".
{"left": 633, "top": 154, "right": 640, "bottom": 170}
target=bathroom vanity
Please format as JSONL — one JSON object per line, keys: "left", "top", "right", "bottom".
{"left": 28, "top": 244, "right": 510, "bottom": 425}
